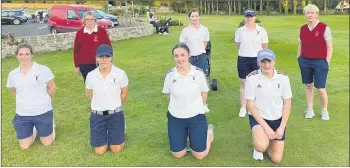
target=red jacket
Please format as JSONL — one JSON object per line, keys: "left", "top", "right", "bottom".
{"left": 73, "top": 26, "right": 111, "bottom": 67}
{"left": 300, "top": 22, "right": 327, "bottom": 59}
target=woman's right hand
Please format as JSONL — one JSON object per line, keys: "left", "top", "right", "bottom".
{"left": 264, "top": 126, "right": 276, "bottom": 140}
{"left": 75, "top": 67, "right": 81, "bottom": 76}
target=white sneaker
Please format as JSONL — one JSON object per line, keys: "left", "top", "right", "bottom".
{"left": 304, "top": 108, "right": 315, "bottom": 119}
{"left": 321, "top": 109, "right": 330, "bottom": 120}
{"left": 253, "top": 148, "right": 264, "bottom": 161}
{"left": 238, "top": 108, "right": 247, "bottom": 118}
{"left": 158, "top": 32, "right": 163, "bottom": 34}
{"left": 163, "top": 32, "right": 168, "bottom": 35}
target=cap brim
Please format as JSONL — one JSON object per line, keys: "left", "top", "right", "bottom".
{"left": 245, "top": 14, "right": 255, "bottom": 17}
{"left": 96, "top": 53, "right": 113, "bottom": 57}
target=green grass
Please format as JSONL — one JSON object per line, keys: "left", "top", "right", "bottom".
{"left": 1, "top": 15, "right": 349, "bottom": 166}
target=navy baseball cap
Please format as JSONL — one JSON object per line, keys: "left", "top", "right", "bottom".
{"left": 245, "top": 9, "right": 256, "bottom": 17}
{"left": 257, "top": 49, "right": 276, "bottom": 62}
{"left": 96, "top": 44, "right": 113, "bottom": 57}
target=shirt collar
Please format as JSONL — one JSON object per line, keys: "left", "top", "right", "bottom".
{"left": 258, "top": 68, "right": 277, "bottom": 79}
{"left": 174, "top": 64, "right": 195, "bottom": 78}
{"left": 96, "top": 65, "right": 116, "bottom": 78}
{"left": 243, "top": 23, "right": 261, "bottom": 30}
{"left": 84, "top": 25, "right": 98, "bottom": 34}
{"left": 188, "top": 24, "right": 204, "bottom": 29}
{"left": 18, "top": 62, "right": 37, "bottom": 74}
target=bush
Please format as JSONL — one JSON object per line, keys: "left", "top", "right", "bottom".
{"left": 238, "top": 19, "right": 262, "bottom": 28}
{"left": 109, "top": 8, "right": 126, "bottom": 17}
{"left": 158, "top": 18, "right": 183, "bottom": 27}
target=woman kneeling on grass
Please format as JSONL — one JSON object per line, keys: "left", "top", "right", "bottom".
{"left": 7, "top": 43, "right": 57, "bottom": 150}
{"left": 162, "top": 43, "right": 214, "bottom": 160}
{"left": 245, "top": 49, "right": 292, "bottom": 163}
{"left": 85, "top": 44, "right": 129, "bottom": 155}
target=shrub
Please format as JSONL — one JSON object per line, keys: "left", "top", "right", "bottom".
{"left": 158, "top": 18, "right": 183, "bottom": 26}
{"left": 109, "top": 8, "right": 126, "bottom": 17}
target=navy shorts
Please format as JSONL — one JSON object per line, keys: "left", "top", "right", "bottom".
{"left": 249, "top": 115, "right": 286, "bottom": 141}
{"left": 237, "top": 56, "right": 259, "bottom": 79}
{"left": 167, "top": 112, "right": 208, "bottom": 152}
{"left": 298, "top": 56, "right": 329, "bottom": 89}
{"left": 12, "top": 110, "right": 54, "bottom": 139}
{"left": 190, "top": 53, "right": 209, "bottom": 75}
{"left": 79, "top": 64, "right": 97, "bottom": 82}
{"left": 90, "top": 111, "right": 125, "bottom": 147}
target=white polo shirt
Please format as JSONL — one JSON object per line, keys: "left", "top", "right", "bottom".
{"left": 234, "top": 24, "right": 268, "bottom": 57}
{"left": 162, "top": 65, "right": 210, "bottom": 119}
{"left": 245, "top": 69, "right": 292, "bottom": 120}
{"left": 6, "top": 62, "right": 55, "bottom": 116}
{"left": 86, "top": 65, "right": 128, "bottom": 111}
{"left": 179, "top": 24, "right": 210, "bottom": 56}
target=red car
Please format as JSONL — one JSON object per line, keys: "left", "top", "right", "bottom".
{"left": 48, "top": 5, "right": 112, "bottom": 34}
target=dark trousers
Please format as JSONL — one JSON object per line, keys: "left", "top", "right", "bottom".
{"left": 79, "top": 64, "right": 97, "bottom": 82}
{"left": 150, "top": 21, "right": 159, "bottom": 33}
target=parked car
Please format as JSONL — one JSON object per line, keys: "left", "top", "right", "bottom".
{"left": 1, "top": 10, "right": 28, "bottom": 25}
{"left": 96, "top": 9, "right": 118, "bottom": 27}
{"left": 48, "top": 5, "right": 113, "bottom": 34}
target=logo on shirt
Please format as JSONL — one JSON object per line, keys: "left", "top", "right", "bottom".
{"left": 315, "top": 31, "right": 319, "bottom": 37}
{"left": 34, "top": 73, "right": 39, "bottom": 81}
{"left": 257, "top": 84, "right": 262, "bottom": 88}
{"left": 113, "top": 78, "right": 116, "bottom": 83}
{"left": 256, "top": 31, "right": 260, "bottom": 35}
{"left": 277, "top": 83, "right": 280, "bottom": 88}
{"left": 172, "top": 79, "right": 177, "bottom": 83}
{"left": 93, "top": 35, "right": 99, "bottom": 42}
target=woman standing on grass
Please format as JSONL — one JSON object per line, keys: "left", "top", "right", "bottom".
{"left": 162, "top": 43, "right": 214, "bottom": 160}
{"left": 6, "top": 43, "right": 57, "bottom": 150}
{"left": 179, "top": 8, "right": 210, "bottom": 75}
{"left": 85, "top": 44, "right": 129, "bottom": 155}
{"left": 234, "top": 9, "right": 269, "bottom": 118}
{"left": 245, "top": 49, "right": 292, "bottom": 163}
{"left": 297, "top": 4, "right": 333, "bottom": 120}
{"left": 73, "top": 11, "right": 111, "bottom": 82}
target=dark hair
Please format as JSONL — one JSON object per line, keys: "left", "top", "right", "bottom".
{"left": 15, "top": 43, "right": 34, "bottom": 55}
{"left": 188, "top": 8, "right": 200, "bottom": 17}
{"left": 172, "top": 43, "right": 190, "bottom": 55}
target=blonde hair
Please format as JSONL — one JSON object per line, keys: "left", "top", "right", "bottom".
{"left": 303, "top": 4, "right": 320, "bottom": 14}
{"left": 82, "top": 11, "right": 97, "bottom": 25}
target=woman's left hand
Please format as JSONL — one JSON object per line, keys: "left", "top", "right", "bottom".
{"left": 275, "top": 126, "right": 285, "bottom": 139}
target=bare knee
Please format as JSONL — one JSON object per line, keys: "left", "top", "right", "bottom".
{"left": 94, "top": 146, "right": 108, "bottom": 155}
{"left": 171, "top": 150, "right": 186, "bottom": 158}
{"left": 270, "top": 155, "right": 282, "bottom": 164}
{"left": 305, "top": 84, "right": 313, "bottom": 90}
{"left": 254, "top": 143, "right": 268, "bottom": 152}
{"left": 19, "top": 143, "right": 31, "bottom": 150}
{"left": 40, "top": 134, "right": 54, "bottom": 146}
{"left": 192, "top": 152, "right": 208, "bottom": 160}
{"left": 317, "top": 88, "right": 327, "bottom": 95}
{"left": 19, "top": 137, "right": 34, "bottom": 150}
{"left": 240, "top": 82, "right": 245, "bottom": 89}
{"left": 110, "top": 144, "right": 124, "bottom": 154}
